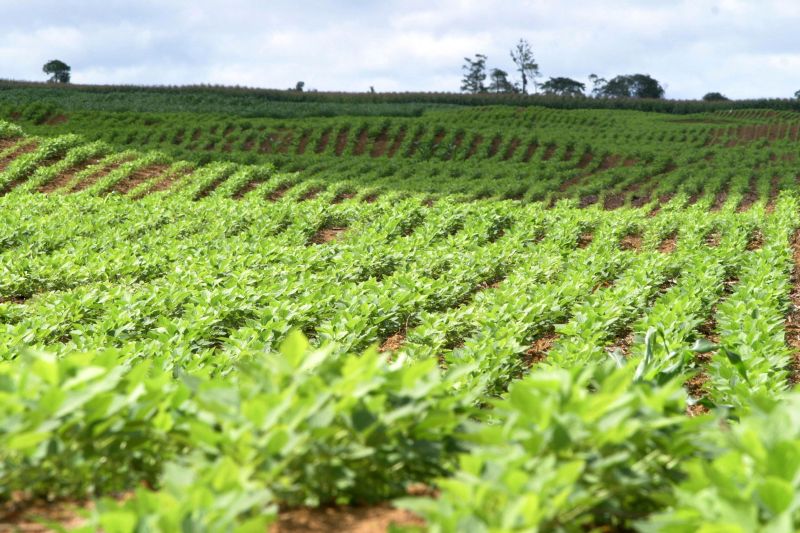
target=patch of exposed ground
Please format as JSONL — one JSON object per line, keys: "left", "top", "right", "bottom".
{"left": 464, "top": 135, "right": 483, "bottom": 160}
{"left": 353, "top": 128, "right": 370, "bottom": 155}
{"left": 386, "top": 127, "right": 407, "bottom": 158}
{"left": 704, "top": 231, "right": 720, "bottom": 248}
{"left": 658, "top": 234, "right": 677, "bottom": 254}
{"left": 576, "top": 152, "right": 593, "bottom": 169}
{"left": 45, "top": 114, "right": 68, "bottom": 126}
{"left": 268, "top": 183, "right": 292, "bottom": 202}
{"left": 300, "top": 187, "right": 323, "bottom": 201}
{"left": 369, "top": 128, "right": 390, "bottom": 157}
{"left": 111, "top": 165, "right": 168, "bottom": 195}
{"left": 620, "top": 234, "right": 643, "bottom": 252}
{"left": 603, "top": 193, "right": 626, "bottom": 210}
{"left": 233, "top": 180, "right": 263, "bottom": 199}
{"left": 541, "top": 144, "right": 557, "bottom": 161}
{"left": 315, "top": 129, "right": 332, "bottom": 154}
{"left": 379, "top": 332, "right": 405, "bottom": 353}
{"left": 404, "top": 128, "right": 426, "bottom": 158}
{"left": 746, "top": 230, "right": 764, "bottom": 251}
{"left": 606, "top": 330, "right": 635, "bottom": 358}
{"left": 70, "top": 159, "right": 129, "bottom": 192}
{"left": 710, "top": 190, "right": 728, "bottom": 211}
{"left": 579, "top": 195, "right": 598, "bottom": 208}
{"left": 522, "top": 141, "right": 538, "bottom": 162}
{"left": 272, "top": 504, "right": 424, "bottom": 533}
{"left": 296, "top": 130, "right": 312, "bottom": 155}
{"left": 736, "top": 177, "right": 759, "bottom": 213}
{"left": 487, "top": 135, "right": 502, "bottom": 158}
{"left": 0, "top": 141, "right": 38, "bottom": 173}
{"left": 310, "top": 226, "right": 347, "bottom": 244}
{"left": 501, "top": 138, "right": 520, "bottom": 161}
{"left": 195, "top": 173, "right": 230, "bottom": 199}
{"left": 332, "top": 191, "right": 356, "bottom": 204}
{"left": 523, "top": 332, "right": 559, "bottom": 366}
{"left": 146, "top": 168, "right": 194, "bottom": 195}
{"left": 577, "top": 232, "right": 594, "bottom": 249}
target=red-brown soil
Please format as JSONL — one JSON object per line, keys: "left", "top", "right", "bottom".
{"left": 369, "top": 128, "right": 390, "bottom": 157}
{"left": 353, "top": 128, "right": 370, "bottom": 155}
{"left": 146, "top": 167, "right": 194, "bottom": 195}
{"left": 501, "top": 138, "right": 520, "bottom": 161}
{"left": 620, "top": 234, "right": 643, "bottom": 252}
{"left": 70, "top": 159, "right": 130, "bottom": 192}
{"left": 521, "top": 141, "right": 538, "bottom": 162}
{"left": 464, "top": 135, "right": 483, "bottom": 160}
{"left": 296, "top": 130, "right": 312, "bottom": 155}
{"left": 315, "top": 129, "right": 332, "bottom": 154}
{"left": 379, "top": 332, "right": 406, "bottom": 353}
{"left": 268, "top": 183, "right": 292, "bottom": 202}
{"left": 658, "top": 234, "right": 677, "bottom": 254}
{"left": 386, "top": 127, "right": 407, "bottom": 158}
{"left": 310, "top": 226, "right": 347, "bottom": 244}
{"left": 111, "top": 165, "right": 168, "bottom": 195}
{"left": 334, "top": 128, "right": 351, "bottom": 156}
{"left": 272, "top": 504, "right": 424, "bottom": 533}
{"left": 523, "top": 332, "right": 559, "bottom": 366}
{"left": 487, "top": 135, "right": 502, "bottom": 158}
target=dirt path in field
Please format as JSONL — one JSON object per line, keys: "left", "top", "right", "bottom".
{"left": 464, "top": 134, "right": 483, "bottom": 160}
{"left": 521, "top": 141, "right": 538, "bottom": 162}
{"left": 386, "top": 127, "right": 406, "bottom": 158}
{"left": 112, "top": 165, "right": 168, "bottom": 195}
{"left": 0, "top": 141, "right": 37, "bottom": 173}
{"left": 501, "top": 138, "right": 521, "bottom": 161}
{"left": 70, "top": 157, "right": 135, "bottom": 192}
{"left": 369, "top": 127, "right": 390, "bottom": 157}
{"left": 314, "top": 129, "right": 332, "bottom": 154}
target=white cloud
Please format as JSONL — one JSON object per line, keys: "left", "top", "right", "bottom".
{"left": 1, "top": 0, "right": 800, "bottom": 98}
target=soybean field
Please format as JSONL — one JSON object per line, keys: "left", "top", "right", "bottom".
{"left": 3, "top": 89, "right": 800, "bottom": 532}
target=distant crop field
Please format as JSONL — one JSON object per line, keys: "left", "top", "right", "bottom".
{"left": 3, "top": 94, "right": 800, "bottom": 531}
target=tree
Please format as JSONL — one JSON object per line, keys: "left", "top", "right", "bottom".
{"left": 702, "top": 92, "right": 728, "bottom": 101}
{"left": 461, "top": 54, "right": 487, "bottom": 94}
{"left": 42, "top": 60, "right": 71, "bottom": 83}
{"left": 794, "top": 89, "right": 800, "bottom": 99}
{"left": 541, "top": 77, "right": 585, "bottom": 97}
{"left": 588, "top": 74, "right": 607, "bottom": 97}
{"left": 596, "top": 74, "right": 664, "bottom": 99}
{"left": 510, "top": 39, "right": 540, "bottom": 94}
{"left": 294, "top": 81, "right": 305, "bottom": 92}
{"left": 488, "top": 68, "right": 517, "bottom": 93}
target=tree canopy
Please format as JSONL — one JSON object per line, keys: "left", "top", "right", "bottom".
{"left": 541, "top": 77, "right": 585, "bottom": 97}
{"left": 42, "top": 60, "right": 71, "bottom": 84}
{"left": 594, "top": 74, "right": 665, "bottom": 99}
{"left": 461, "top": 54, "right": 487, "bottom": 94}
{"left": 509, "top": 39, "right": 540, "bottom": 94}
{"left": 702, "top": 92, "right": 729, "bottom": 102}
{"left": 488, "top": 68, "right": 517, "bottom": 94}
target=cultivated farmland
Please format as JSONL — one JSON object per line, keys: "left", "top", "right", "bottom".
{"left": 3, "top": 87, "right": 800, "bottom": 531}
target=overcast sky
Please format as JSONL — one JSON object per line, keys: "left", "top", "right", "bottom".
{"left": 1, "top": 0, "right": 799, "bottom": 99}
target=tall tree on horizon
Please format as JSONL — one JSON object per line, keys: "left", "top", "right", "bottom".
{"left": 510, "top": 39, "right": 540, "bottom": 94}
{"left": 42, "top": 59, "right": 71, "bottom": 84}
{"left": 461, "top": 54, "right": 488, "bottom": 94}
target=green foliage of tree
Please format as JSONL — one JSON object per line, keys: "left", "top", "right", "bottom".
{"left": 541, "top": 77, "right": 586, "bottom": 97}
{"left": 596, "top": 74, "right": 665, "bottom": 99}
{"left": 461, "top": 54, "right": 487, "bottom": 94}
{"left": 702, "top": 92, "right": 729, "bottom": 101}
{"left": 42, "top": 59, "right": 71, "bottom": 84}
{"left": 488, "top": 68, "right": 517, "bottom": 94}
{"left": 510, "top": 39, "right": 540, "bottom": 94}
{"left": 794, "top": 89, "right": 800, "bottom": 100}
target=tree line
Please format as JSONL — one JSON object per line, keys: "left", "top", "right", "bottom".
{"left": 461, "top": 39, "right": 667, "bottom": 98}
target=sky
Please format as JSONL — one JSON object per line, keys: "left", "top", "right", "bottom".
{"left": 1, "top": 0, "right": 799, "bottom": 99}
